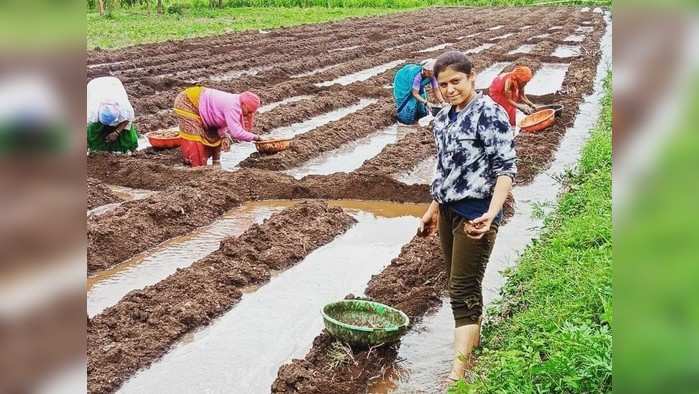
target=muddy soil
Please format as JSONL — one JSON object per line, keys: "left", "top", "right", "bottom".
{"left": 241, "top": 99, "right": 395, "bottom": 170}
{"left": 272, "top": 234, "right": 445, "bottom": 394}
{"left": 86, "top": 6, "right": 607, "bottom": 392}
{"left": 356, "top": 126, "right": 436, "bottom": 177}
{"left": 87, "top": 184, "right": 241, "bottom": 275}
{"left": 87, "top": 178, "right": 123, "bottom": 210}
{"left": 87, "top": 201, "right": 356, "bottom": 394}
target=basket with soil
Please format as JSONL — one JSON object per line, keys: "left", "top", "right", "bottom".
{"left": 145, "top": 129, "right": 182, "bottom": 149}
{"left": 322, "top": 299, "right": 410, "bottom": 347}
{"left": 518, "top": 108, "right": 556, "bottom": 133}
{"left": 254, "top": 138, "right": 292, "bottom": 154}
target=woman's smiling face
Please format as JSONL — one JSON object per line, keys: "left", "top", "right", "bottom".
{"left": 437, "top": 66, "right": 476, "bottom": 109}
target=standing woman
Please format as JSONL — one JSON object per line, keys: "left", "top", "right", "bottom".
{"left": 487, "top": 65, "right": 537, "bottom": 126}
{"left": 418, "top": 51, "right": 516, "bottom": 382}
{"left": 173, "top": 86, "right": 265, "bottom": 167}
{"left": 392, "top": 59, "right": 446, "bottom": 124}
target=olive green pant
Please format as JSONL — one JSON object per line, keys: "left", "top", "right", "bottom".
{"left": 438, "top": 205, "right": 499, "bottom": 328}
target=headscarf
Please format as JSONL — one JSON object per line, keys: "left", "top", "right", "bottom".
{"left": 98, "top": 102, "right": 122, "bottom": 126}
{"left": 510, "top": 66, "right": 533, "bottom": 85}
{"left": 239, "top": 91, "right": 260, "bottom": 131}
{"left": 421, "top": 59, "right": 435, "bottom": 71}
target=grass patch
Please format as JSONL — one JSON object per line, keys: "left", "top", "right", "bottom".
{"left": 450, "top": 72, "right": 612, "bottom": 393}
{"left": 87, "top": 7, "right": 407, "bottom": 49}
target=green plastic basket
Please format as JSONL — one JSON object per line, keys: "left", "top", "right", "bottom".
{"left": 321, "top": 299, "right": 410, "bottom": 347}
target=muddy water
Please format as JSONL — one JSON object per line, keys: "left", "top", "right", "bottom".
{"left": 526, "top": 63, "right": 570, "bottom": 95}
{"left": 316, "top": 59, "right": 405, "bottom": 87}
{"left": 284, "top": 124, "right": 410, "bottom": 179}
{"left": 529, "top": 33, "right": 551, "bottom": 40}
{"left": 329, "top": 45, "right": 362, "bottom": 52}
{"left": 219, "top": 98, "right": 376, "bottom": 170}
{"left": 87, "top": 204, "right": 283, "bottom": 317}
{"left": 465, "top": 43, "right": 495, "bottom": 54}
{"left": 87, "top": 185, "right": 156, "bottom": 217}
{"left": 577, "top": 26, "right": 595, "bottom": 33}
{"left": 488, "top": 25, "right": 504, "bottom": 31}
{"left": 395, "top": 156, "right": 436, "bottom": 186}
{"left": 552, "top": 44, "right": 581, "bottom": 58}
{"left": 548, "top": 26, "right": 563, "bottom": 31}
{"left": 118, "top": 202, "right": 427, "bottom": 394}
{"left": 258, "top": 95, "right": 314, "bottom": 113}
{"left": 206, "top": 66, "right": 274, "bottom": 82}
{"left": 475, "top": 62, "right": 509, "bottom": 90}
{"left": 564, "top": 34, "right": 586, "bottom": 42}
{"left": 490, "top": 32, "right": 515, "bottom": 41}
{"left": 291, "top": 64, "right": 340, "bottom": 78}
{"left": 507, "top": 43, "right": 536, "bottom": 54}
{"left": 418, "top": 43, "right": 452, "bottom": 53}
{"left": 375, "top": 12, "right": 612, "bottom": 393}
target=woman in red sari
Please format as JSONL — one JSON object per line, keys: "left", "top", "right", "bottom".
{"left": 487, "top": 65, "right": 538, "bottom": 126}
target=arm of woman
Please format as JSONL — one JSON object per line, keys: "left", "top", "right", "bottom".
{"left": 418, "top": 200, "right": 439, "bottom": 236}
{"left": 412, "top": 88, "right": 427, "bottom": 104}
{"left": 224, "top": 108, "right": 259, "bottom": 142}
{"left": 468, "top": 106, "right": 517, "bottom": 238}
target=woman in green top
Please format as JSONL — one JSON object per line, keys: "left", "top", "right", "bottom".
{"left": 86, "top": 77, "right": 138, "bottom": 153}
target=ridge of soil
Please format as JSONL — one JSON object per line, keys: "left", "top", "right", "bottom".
{"left": 87, "top": 201, "right": 357, "bottom": 394}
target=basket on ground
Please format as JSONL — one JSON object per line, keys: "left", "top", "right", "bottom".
{"left": 145, "top": 131, "right": 181, "bottom": 149}
{"left": 322, "top": 299, "right": 410, "bottom": 347}
{"left": 536, "top": 104, "right": 564, "bottom": 117}
{"left": 254, "top": 138, "right": 292, "bottom": 154}
{"left": 518, "top": 108, "right": 556, "bottom": 133}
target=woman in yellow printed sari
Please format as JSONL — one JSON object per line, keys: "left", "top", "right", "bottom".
{"left": 174, "top": 86, "right": 265, "bottom": 167}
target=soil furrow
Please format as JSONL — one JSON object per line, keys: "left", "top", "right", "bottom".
{"left": 87, "top": 201, "right": 357, "bottom": 394}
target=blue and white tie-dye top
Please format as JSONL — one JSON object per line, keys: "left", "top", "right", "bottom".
{"left": 430, "top": 93, "right": 517, "bottom": 204}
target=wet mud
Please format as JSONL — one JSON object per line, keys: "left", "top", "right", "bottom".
{"left": 272, "top": 235, "right": 445, "bottom": 394}
{"left": 87, "top": 201, "right": 356, "bottom": 394}
{"left": 87, "top": 178, "right": 123, "bottom": 210}
{"left": 86, "top": 6, "right": 608, "bottom": 393}
{"left": 240, "top": 99, "right": 396, "bottom": 171}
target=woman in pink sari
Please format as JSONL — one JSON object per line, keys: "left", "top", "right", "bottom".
{"left": 173, "top": 86, "right": 266, "bottom": 167}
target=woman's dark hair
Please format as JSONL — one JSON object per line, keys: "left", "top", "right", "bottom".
{"left": 434, "top": 51, "right": 473, "bottom": 79}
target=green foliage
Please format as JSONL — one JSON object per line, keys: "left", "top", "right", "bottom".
{"left": 88, "top": 7, "right": 405, "bottom": 48}
{"left": 451, "top": 72, "right": 613, "bottom": 393}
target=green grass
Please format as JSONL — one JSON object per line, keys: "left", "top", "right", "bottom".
{"left": 87, "top": 0, "right": 611, "bottom": 49}
{"left": 87, "top": 6, "right": 408, "bottom": 49}
{"left": 450, "top": 72, "right": 612, "bottom": 393}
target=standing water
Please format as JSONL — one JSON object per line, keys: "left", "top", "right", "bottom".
{"left": 87, "top": 204, "right": 283, "bottom": 317}
{"left": 526, "top": 63, "right": 570, "bottom": 95}
{"left": 118, "top": 202, "right": 427, "bottom": 394}
{"left": 465, "top": 43, "right": 495, "bottom": 54}
{"left": 219, "top": 99, "right": 376, "bottom": 170}
{"left": 316, "top": 60, "right": 405, "bottom": 87}
{"left": 284, "top": 124, "right": 412, "bottom": 179}
{"left": 507, "top": 44, "right": 536, "bottom": 55}
{"left": 475, "top": 62, "right": 510, "bottom": 90}
{"left": 552, "top": 45, "right": 581, "bottom": 58}
{"left": 258, "top": 95, "right": 314, "bottom": 113}
{"left": 372, "top": 11, "right": 612, "bottom": 393}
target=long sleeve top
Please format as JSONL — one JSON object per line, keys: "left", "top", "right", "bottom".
{"left": 198, "top": 88, "right": 257, "bottom": 142}
{"left": 430, "top": 93, "right": 517, "bottom": 204}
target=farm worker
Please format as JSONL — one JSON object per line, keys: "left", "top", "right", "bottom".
{"left": 173, "top": 86, "right": 267, "bottom": 167}
{"left": 417, "top": 51, "right": 516, "bottom": 383}
{"left": 86, "top": 76, "right": 139, "bottom": 153}
{"left": 487, "top": 65, "right": 538, "bottom": 126}
{"left": 392, "top": 59, "right": 447, "bottom": 125}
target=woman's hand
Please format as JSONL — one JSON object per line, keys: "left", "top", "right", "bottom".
{"left": 221, "top": 137, "right": 231, "bottom": 152}
{"left": 418, "top": 202, "right": 439, "bottom": 237}
{"left": 105, "top": 132, "right": 119, "bottom": 142}
{"left": 465, "top": 210, "right": 497, "bottom": 239}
